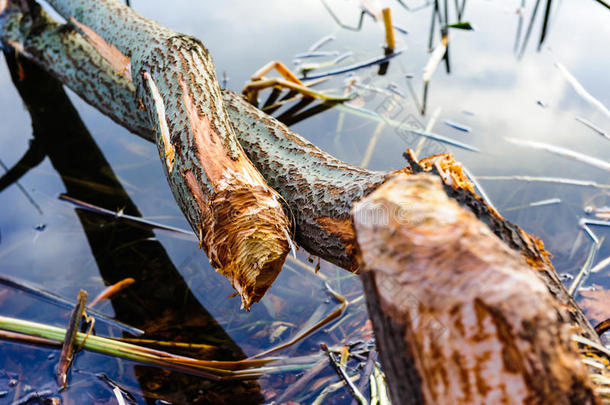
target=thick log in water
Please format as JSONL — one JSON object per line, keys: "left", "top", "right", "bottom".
{"left": 352, "top": 173, "right": 600, "bottom": 404}
{"left": 1, "top": 2, "right": 605, "bottom": 402}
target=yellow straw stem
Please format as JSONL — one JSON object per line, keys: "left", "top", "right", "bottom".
{"left": 382, "top": 8, "right": 395, "bottom": 51}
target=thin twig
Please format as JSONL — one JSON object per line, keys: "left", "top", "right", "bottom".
{"left": 89, "top": 278, "right": 136, "bottom": 308}
{"left": 0, "top": 274, "right": 143, "bottom": 335}
{"left": 505, "top": 138, "right": 610, "bottom": 171}
{"left": 300, "top": 50, "right": 404, "bottom": 80}
{"left": 575, "top": 116, "right": 609, "bottom": 141}
{"left": 321, "top": 343, "right": 368, "bottom": 405}
{"left": 0, "top": 158, "right": 43, "bottom": 215}
{"left": 320, "top": 0, "right": 367, "bottom": 31}
{"left": 248, "top": 280, "right": 348, "bottom": 359}
{"left": 59, "top": 194, "right": 196, "bottom": 239}
{"left": 537, "top": 0, "right": 553, "bottom": 50}
{"left": 350, "top": 350, "right": 376, "bottom": 405}
{"left": 518, "top": 0, "right": 542, "bottom": 58}
{"left": 568, "top": 240, "right": 601, "bottom": 296}
{"left": 475, "top": 175, "right": 610, "bottom": 189}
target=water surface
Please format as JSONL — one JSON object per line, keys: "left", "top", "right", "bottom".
{"left": 0, "top": 0, "right": 609, "bottom": 403}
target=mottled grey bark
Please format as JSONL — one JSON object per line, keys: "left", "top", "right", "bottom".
{"left": 0, "top": 2, "right": 603, "bottom": 403}
{"left": 3, "top": 0, "right": 293, "bottom": 309}
{"left": 0, "top": 0, "right": 597, "bottom": 339}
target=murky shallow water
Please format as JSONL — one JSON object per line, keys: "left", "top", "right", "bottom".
{"left": 0, "top": 0, "right": 609, "bottom": 403}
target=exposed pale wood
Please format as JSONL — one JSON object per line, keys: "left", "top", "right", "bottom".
{"left": 0, "top": 2, "right": 604, "bottom": 403}
{"left": 352, "top": 173, "right": 600, "bottom": 404}
{"left": 1, "top": 0, "right": 598, "bottom": 338}
{"left": 34, "top": 0, "right": 291, "bottom": 309}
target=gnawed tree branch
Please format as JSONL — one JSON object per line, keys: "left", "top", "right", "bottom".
{"left": 3, "top": 52, "right": 263, "bottom": 401}
{"left": 0, "top": 1, "right": 605, "bottom": 402}
{"left": 9, "top": 0, "right": 292, "bottom": 310}
{"left": 0, "top": 0, "right": 598, "bottom": 340}
{"left": 353, "top": 174, "right": 600, "bottom": 404}
{"left": 0, "top": 0, "right": 389, "bottom": 272}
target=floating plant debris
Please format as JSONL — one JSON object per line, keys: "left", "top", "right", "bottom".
{"left": 555, "top": 61, "right": 610, "bottom": 118}
{"left": 444, "top": 119, "right": 471, "bottom": 132}
{"left": 575, "top": 116, "right": 610, "bottom": 141}
{"left": 308, "top": 34, "right": 336, "bottom": 52}
{"left": 300, "top": 50, "right": 405, "bottom": 81}
{"left": 476, "top": 175, "right": 610, "bottom": 189}
{"left": 506, "top": 138, "right": 610, "bottom": 171}
{"left": 59, "top": 194, "right": 196, "bottom": 239}
{"left": 337, "top": 103, "right": 479, "bottom": 152}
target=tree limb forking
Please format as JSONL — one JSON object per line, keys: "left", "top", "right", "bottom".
{"left": 0, "top": 0, "right": 599, "bottom": 341}
{"left": 1, "top": 0, "right": 607, "bottom": 402}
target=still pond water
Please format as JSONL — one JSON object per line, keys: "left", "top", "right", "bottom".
{"left": 0, "top": 0, "right": 609, "bottom": 403}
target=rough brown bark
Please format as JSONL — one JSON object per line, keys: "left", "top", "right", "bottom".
{"left": 1, "top": 2, "right": 604, "bottom": 403}
{"left": 352, "top": 174, "right": 600, "bottom": 404}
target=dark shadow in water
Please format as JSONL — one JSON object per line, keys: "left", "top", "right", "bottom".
{"left": 3, "top": 52, "right": 263, "bottom": 405}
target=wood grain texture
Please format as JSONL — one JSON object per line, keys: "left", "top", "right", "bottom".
{"left": 6, "top": 0, "right": 291, "bottom": 309}
{"left": 2, "top": 3, "right": 606, "bottom": 402}
{"left": 1, "top": 0, "right": 598, "bottom": 337}
{"left": 353, "top": 174, "right": 600, "bottom": 404}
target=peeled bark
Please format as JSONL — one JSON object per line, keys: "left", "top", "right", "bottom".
{"left": 3, "top": 52, "right": 263, "bottom": 403}
{"left": 352, "top": 174, "right": 600, "bottom": 404}
{"left": 1, "top": 2, "right": 605, "bottom": 403}
{"left": 4, "top": 0, "right": 292, "bottom": 309}
{"left": 0, "top": 0, "right": 597, "bottom": 339}
{"left": 0, "top": 2, "right": 389, "bottom": 272}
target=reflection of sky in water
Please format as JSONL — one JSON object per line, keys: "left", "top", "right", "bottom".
{"left": 0, "top": 0, "right": 609, "bottom": 391}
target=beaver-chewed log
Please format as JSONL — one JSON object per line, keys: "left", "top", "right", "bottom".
{"left": 1, "top": 2, "right": 605, "bottom": 403}
{"left": 5, "top": 0, "right": 292, "bottom": 309}
{"left": 352, "top": 173, "right": 600, "bottom": 404}
{"left": 0, "top": 0, "right": 598, "bottom": 339}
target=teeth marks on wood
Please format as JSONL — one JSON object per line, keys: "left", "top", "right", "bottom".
{"left": 6, "top": 4, "right": 597, "bottom": 334}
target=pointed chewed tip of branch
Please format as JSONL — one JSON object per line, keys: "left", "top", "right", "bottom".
{"left": 204, "top": 185, "right": 291, "bottom": 311}
{"left": 230, "top": 230, "right": 289, "bottom": 311}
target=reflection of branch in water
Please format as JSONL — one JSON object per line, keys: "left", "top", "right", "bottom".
{"left": 276, "top": 100, "right": 340, "bottom": 127}
{"left": 0, "top": 147, "right": 44, "bottom": 215}
{"left": 0, "top": 139, "right": 45, "bottom": 194}
{"left": 396, "top": 0, "right": 432, "bottom": 12}
{"left": 514, "top": 0, "right": 525, "bottom": 53}
{"left": 320, "top": 0, "right": 415, "bottom": 35}
{"left": 321, "top": 0, "right": 368, "bottom": 31}
{"left": 454, "top": 0, "right": 467, "bottom": 21}
{"left": 518, "top": 0, "right": 541, "bottom": 58}
{"left": 594, "top": 0, "right": 610, "bottom": 10}
{"left": 538, "top": 0, "right": 553, "bottom": 50}
{"left": 5, "top": 52, "right": 263, "bottom": 404}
